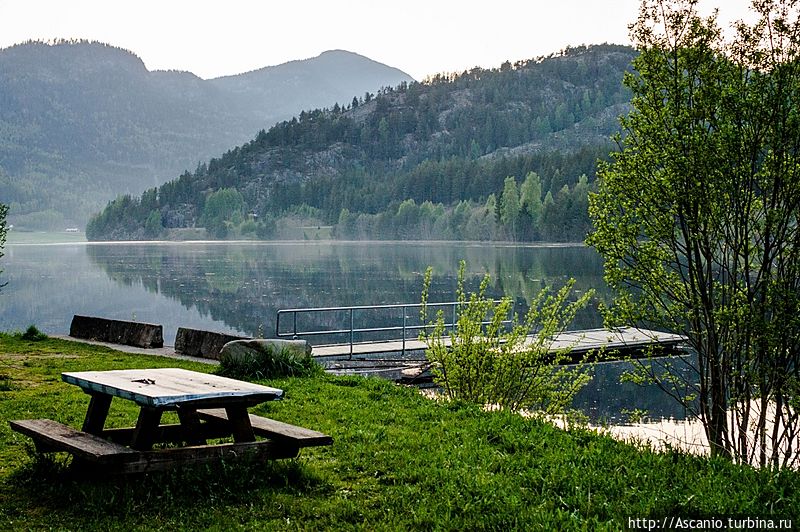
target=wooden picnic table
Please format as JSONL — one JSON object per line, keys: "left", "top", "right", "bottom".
{"left": 10, "top": 368, "right": 332, "bottom": 475}
{"left": 62, "top": 368, "right": 283, "bottom": 450}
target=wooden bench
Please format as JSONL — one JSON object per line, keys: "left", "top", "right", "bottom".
{"left": 197, "top": 409, "right": 333, "bottom": 448}
{"left": 9, "top": 419, "right": 138, "bottom": 464}
{"left": 10, "top": 418, "right": 302, "bottom": 475}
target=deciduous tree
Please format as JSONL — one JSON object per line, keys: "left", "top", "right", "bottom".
{"left": 500, "top": 176, "right": 520, "bottom": 240}
{"left": 588, "top": 0, "right": 800, "bottom": 467}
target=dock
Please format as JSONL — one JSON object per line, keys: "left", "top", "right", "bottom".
{"left": 280, "top": 303, "right": 687, "bottom": 364}
{"left": 313, "top": 327, "right": 689, "bottom": 380}
{"left": 312, "top": 327, "right": 686, "bottom": 358}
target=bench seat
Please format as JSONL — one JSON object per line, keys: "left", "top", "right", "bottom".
{"left": 10, "top": 419, "right": 301, "bottom": 474}
{"left": 9, "top": 419, "right": 139, "bottom": 463}
{"left": 10, "top": 413, "right": 329, "bottom": 475}
{"left": 197, "top": 409, "right": 333, "bottom": 448}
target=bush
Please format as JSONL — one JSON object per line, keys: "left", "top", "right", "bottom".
{"left": 217, "top": 341, "right": 321, "bottom": 380}
{"left": 420, "top": 261, "right": 594, "bottom": 414}
{"left": 20, "top": 325, "right": 48, "bottom": 342}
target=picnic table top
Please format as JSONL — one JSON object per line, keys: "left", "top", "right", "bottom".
{"left": 61, "top": 368, "right": 283, "bottom": 408}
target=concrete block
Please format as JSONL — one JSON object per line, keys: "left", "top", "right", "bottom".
{"left": 174, "top": 327, "right": 249, "bottom": 359}
{"left": 69, "top": 315, "right": 163, "bottom": 349}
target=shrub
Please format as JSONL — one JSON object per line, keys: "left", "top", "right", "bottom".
{"left": 20, "top": 325, "right": 48, "bottom": 342}
{"left": 420, "top": 261, "right": 594, "bottom": 414}
{"left": 217, "top": 342, "right": 321, "bottom": 380}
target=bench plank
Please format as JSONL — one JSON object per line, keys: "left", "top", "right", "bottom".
{"left": 197, "top": 409, "right": 333, "bottom": 447}
{"left": 9, "top": 419, "right": 139, "bottom": 463}
{"left": 101, "top": 422, "right": 233, "bottom": 445}
{"left": 115, "top": 440, "right": 299, "bottom": 474}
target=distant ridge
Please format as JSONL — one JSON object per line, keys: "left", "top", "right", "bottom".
{"left": 210, "top": 49, "right": 415, "bottom": 129}
{"left": 0, "top": 41, "right": 414, "bottom": 229}
{"left": 85, "top": 44, "right": 637, "bottom": 243}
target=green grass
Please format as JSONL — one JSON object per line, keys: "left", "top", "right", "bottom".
{"left": 0, "top": 333, "right": 797, "bottom": 530}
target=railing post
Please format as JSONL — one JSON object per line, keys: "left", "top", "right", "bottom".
{"left": 349, "top": 308, "right": 354, "bottom": 360}
{"left": 402, "top": 305, "right": 407, "bottom": 357}
{"left": 452, "top": 302, "right": 457, "bottom": 336}
{"left": 293, "top": 312, "right": 298, "bottom": 340}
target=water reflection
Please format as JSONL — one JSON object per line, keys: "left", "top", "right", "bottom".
{"left": 573, "top": 354, "right": 697, "bottom": 423}
{"left": 82, "top": 242, "right": 608, "bottom": 342}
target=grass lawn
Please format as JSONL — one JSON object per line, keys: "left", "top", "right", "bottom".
{"left": 0, "top": 333, "right": 797, "bottom": 530}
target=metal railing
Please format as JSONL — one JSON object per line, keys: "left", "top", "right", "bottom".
{"left": 275, "top": 301, "right": 510, "bottom": 358}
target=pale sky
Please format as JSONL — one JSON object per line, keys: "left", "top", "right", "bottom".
{"left": 0, "top": 0, "right": 755, "bottom": 80}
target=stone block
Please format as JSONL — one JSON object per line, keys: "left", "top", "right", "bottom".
{"left": 174, "top": 327, "right": 249, "bottom": 359}
{"left": 69, "top": 315, "right": 163, "bottom": 349}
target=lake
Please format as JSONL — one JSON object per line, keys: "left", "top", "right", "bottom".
{"left": 0, "top": 240, "right": 694, "bottom": 423}
{"left": 1, "top": 240, "right": 609, "bottom": 341}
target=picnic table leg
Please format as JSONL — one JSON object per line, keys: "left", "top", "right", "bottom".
{"left": 176, "top": 407, "right": 207, "bottom": 446}
{"left": 225, "top": 406, "right": 256, "bottom": 443}
{"left": 82, "top": 393, "right": 112, "bottom": 434}
{"left": 131, "top": 407, "right": 163, "bottom": 451}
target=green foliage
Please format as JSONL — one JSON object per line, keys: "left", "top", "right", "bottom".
{"left": 420, "top": 261, "right": 594, "bottom": 413}
{"left": 333, "top": 170, "right": 594, "bottom": 242}
{"left": 86, "top": 194, "right": 155, "bottom": 241}
{"left": 1, "top": 336, "right": 799, "bottom": 529}
{"left": 20, "top": 325, "right": 48, "bottom": 342}
{"left": 143, "top": 210, "right": 163, "bottom": 239}
{"left": 499, "top": 176, "right": 520, "bottom": 240}
{"left": 520, "top": 171, "right": 544, "bottom": 228}
{"left": 7, "top": 209, "right": 66, "bottom": 232}
{"left": 217, "top": 344, "right": 322, "bottom": 380}
{"left": 201, "top": 187, "right": 244, "bottom": 238}
{"left": 588, "top": 0, "right": 800, "bottom": 466}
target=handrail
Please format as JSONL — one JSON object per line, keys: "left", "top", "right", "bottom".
{"left": 276, "top": 301, "right": 510, "bottom": 359}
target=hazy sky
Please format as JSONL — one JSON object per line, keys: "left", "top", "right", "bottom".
{"left": 0, "top": 0, "right": 755, "bottom": 80}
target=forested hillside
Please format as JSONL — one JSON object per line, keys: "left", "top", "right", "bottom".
{"left": 0, "top": 41, "right": 412, "bottom": 229}
{"left": 87, "top": 44, "right": 636, "bottom": 242}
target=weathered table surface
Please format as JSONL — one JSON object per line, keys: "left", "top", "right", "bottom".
{"left": 62, "top": 368, "right": 284, "bottom": 451}
{"left": 62, "top": 368, "right": 283, "bottom": 407}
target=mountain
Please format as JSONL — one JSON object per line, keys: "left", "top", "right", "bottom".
{"left": 210, "top": 50, "right": 414, "bottom": 126}
{"left": 86, "top": 44, "right": 636, "bottom": 243}
{"left": 0, "top": 41, "right": 414, "bottom": 229}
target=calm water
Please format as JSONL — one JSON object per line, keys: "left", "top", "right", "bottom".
{"left": 1, "top": 241, "right": 607, "bottom": 341}
{"left": 0, "top": 240, "right": 693, "bottom": 422}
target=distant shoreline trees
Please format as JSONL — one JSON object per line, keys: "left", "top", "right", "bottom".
{"left": 334, "top": 171, "right": 594, "bottom": 242}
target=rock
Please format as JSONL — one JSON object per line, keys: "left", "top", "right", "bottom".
{"left": 219, "top": 339, "right": 312, "bottom": 365}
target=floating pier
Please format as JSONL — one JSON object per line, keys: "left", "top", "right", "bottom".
{"left": 312, "top": 326, "right": 689, "bottom": 380}
{"left": 311, "top": 327, "right": 686, "bottom": 359}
